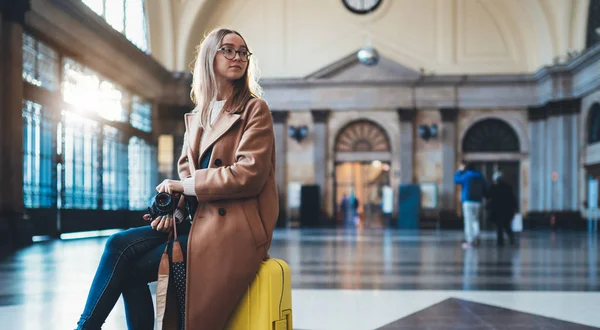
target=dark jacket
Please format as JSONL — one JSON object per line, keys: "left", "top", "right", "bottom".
{"left": 485, "top": 179, "right": 517, "bottom": 222}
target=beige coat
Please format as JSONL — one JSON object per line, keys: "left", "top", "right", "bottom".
{"left": 162, "top": 98, "right": 279, "bottom": 330}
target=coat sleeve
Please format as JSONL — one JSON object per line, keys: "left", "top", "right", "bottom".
{"left": 192, "top": 99, "right": 274, "bottom": 201}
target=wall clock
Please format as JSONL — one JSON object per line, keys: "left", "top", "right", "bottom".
{"left": 342, "top": 0, "right": 382, "bottom": 15}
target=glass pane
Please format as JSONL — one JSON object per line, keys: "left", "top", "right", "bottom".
{"left": 63, "top": 58, "right": 125, "bottom": 122}
{"left": 103, "top": 126, "right": 129, "bottom": 210}
{"left": 62, "top": 110, "right": 99, "bottom": 209}
{"left": 22, "top": 33, "right": 38, "bottom": 86}
{"left": 22, "top": 34, "right": 58, "bottom": 90}
{"left": 82, "top": 0, "right": 104, "bottom": 16}
{"left": 98, "top": 80, "right": 125, "bottom": 122}
{"left": 81, "top": 0, "right": 148, "bottom": 52}
{"left": 105, "top": 0, "right": 125, "bottom": 33}
{"left": 22, "top": 101, "right": 56, "bottom": 208}
{"left": 63, "top": 59, "right": 100, "bottom": 115}
{"left": 37, "top": 42, "right": 59, "bottom": 91}
{"left": 128, "top": 137, "right": 155, "bottom": 210}
{"left": 130, "top": 96, "right": 152, "bottom": 132}
{"left": 125, "top": 0, "right": 148, "bottom": 52}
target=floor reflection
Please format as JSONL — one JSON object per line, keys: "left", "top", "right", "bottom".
{"left": 1, "top": 228, "right": 599, "bottom": 329}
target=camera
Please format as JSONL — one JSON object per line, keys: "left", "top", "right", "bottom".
{"left": 148, "top": 192, "right": 176, "bottom": 218}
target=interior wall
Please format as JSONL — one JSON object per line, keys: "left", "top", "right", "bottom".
{"left": 146, "top": 0, "right": 590, "bottom": 77}
{"left": 414, "top": 110, "right": 443, "bottom": 199}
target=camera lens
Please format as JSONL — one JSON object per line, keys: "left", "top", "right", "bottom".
{"left": 156, "top": 193, "right": 171, "bottom": 207}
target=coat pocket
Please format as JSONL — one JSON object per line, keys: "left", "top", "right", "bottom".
{"left": 241, "top": 199, "right": 268, "bottom": 247}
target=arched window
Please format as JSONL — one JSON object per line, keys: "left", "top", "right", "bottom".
{"left": 588, "top": 103, "right": 600, "bottom": 144}
{"left": 335, "top": 120, "right": 390, "bottom": 152}
{"left": 82, "top": 0, "right": 149, "bottom": 53}
{"left": 462, "top": 118, "right": 520, "bottom": 152}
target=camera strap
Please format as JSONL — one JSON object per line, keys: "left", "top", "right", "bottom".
{"left": 156, "top": 217, "right": 184, "bottom": 329}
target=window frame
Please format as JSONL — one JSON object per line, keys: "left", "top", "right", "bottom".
{"left": 81, "top": 0, "right": 150, "bottom": 53}
{"left": 22, "top": 31, "right": 156, "bottom": 212}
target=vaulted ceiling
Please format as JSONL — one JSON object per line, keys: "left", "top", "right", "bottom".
{"left": 146, "top": 0, "right": 590, "bottom": 78}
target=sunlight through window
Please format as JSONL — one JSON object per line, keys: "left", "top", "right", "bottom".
{"left": 62, "top": 59, "right": 125, "bottom": 122}
{"left": 82, "top": 0, "right": 149, "bottom": 53}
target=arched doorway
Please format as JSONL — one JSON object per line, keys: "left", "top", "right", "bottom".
{"left": 587, "top": 103, "right": 600, "bottom": 144}
{"left": 462, "top": 118, "right": 521, "bottom": 229}
{"left": 334, "top": 120, "right": 392, "bottom": 228}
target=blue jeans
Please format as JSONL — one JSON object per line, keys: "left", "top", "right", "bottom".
{"left": 76, "top": 221, "right": 190, "bottom": 330}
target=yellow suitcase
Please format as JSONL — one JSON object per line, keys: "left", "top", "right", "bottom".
{"left": 225, "top": 258, "right": 293, "bottom": 330}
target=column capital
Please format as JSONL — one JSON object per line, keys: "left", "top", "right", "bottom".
{"left": 271, "top": 110, "right": 288, "bottom": 124}
{"left": 1, "top": 0, "right": 31, "bottom": 24}
{"left": 547, "top": 98, "right": 581, "bottom": 116}
{"left": 311, "top": 109, "right": 330, "bottom": 123}
{"left": 528, "top": 98, "right": 582, "bottom": 121}
{"left": 440, "top": 108, "right": 459, "bottom": 122}
{"left": 527, "top": 105, "right": 547, "bottom": 121}
{"left": 397, "top": 108, "right": 416, "bottom": 122}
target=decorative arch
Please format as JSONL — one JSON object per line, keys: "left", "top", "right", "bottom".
{"left": 459, "top": 114, "right": 528, "bottom": 153}
{"left": 462, "top": 118, "right": 520, "bottom": 152}
{"left": 146, "top": 0, "right": 175, "bottom": 68}
{"left": 588, "top": 103, "right": 600, "bottom": 144}
{"left": 176, "top": 0, "right": 210, "bottom": 70}
{"left": 335, "top": 120, "right": 390, "bottom": 152}
{"left": 475, "top": 0, "right": 528, "bottom": 68}
{"left": 325, "top": 111, "right": 401, "bottom": 219}
{"left": 171, "top": 0, "right": 565, "bottom": 75}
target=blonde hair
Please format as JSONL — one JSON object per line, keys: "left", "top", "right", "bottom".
{"left": 190, "top": 28, "right": 263, "bottom": 129}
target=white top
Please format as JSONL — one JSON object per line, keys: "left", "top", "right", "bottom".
{"left": 210, "top": 99, "right": 226, "bottom": 125}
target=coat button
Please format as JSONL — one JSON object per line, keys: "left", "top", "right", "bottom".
{"left": 218, "top": 208, "right": 226, "bottom": 216}
{"left": 214, "top": 158, "right": 223, "bottom": 166}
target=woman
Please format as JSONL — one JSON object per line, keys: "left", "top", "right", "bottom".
{"left": 76, "top": 28, "right": 279, "bottom": 330}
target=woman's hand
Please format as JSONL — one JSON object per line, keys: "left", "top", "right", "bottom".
{"left": 143, "top": 214, "right": 174, "bottom": 232}
{"left": 156, "top": 179, "right": 184, "bottom": 195}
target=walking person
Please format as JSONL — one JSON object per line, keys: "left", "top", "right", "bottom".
{"left": 486, "top": 171, "right": 517, "bottom": 247}
{"left": 454, "top": 161, "right": 487, "bottom": 249}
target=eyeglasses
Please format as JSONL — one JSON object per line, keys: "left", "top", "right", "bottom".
{"left": 217, "top": 46, "right": 252, "bottom": 62}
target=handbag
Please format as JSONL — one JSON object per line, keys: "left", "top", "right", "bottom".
{"left": 511, "top": 213, "right": 523, "bottom": 232}
{"left": 156, "top": 219, "right": 187, "bottom": 330}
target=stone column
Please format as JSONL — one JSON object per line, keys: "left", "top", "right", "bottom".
{"left": 439, "top": 108, "right": 458, "bottom": 214}
{"left": 272, "top": 110, "right": 288, "bottom": 226}
{"left": 397, "top": 109, "right": 415, "bottom": 184}
{"left": 547, "top": 99, "right": 580, "bottom": 212}
{"left": 527, "top": 105, "right": 546, "bottom": 212}
{"left": 530, "top": 99, "right": 581, "bottom": 226}
{"left": 546, "top": 114, "right": 557, "bottom": 211}
{"left": 0, "top": 1, "right": 31, "bottom": 251}
{"left": 311, "top": 110, "right": 329, "bottom": 202}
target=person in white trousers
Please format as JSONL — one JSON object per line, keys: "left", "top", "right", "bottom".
{"left": 454, "top": 162, "right": 487, "bottom": 248}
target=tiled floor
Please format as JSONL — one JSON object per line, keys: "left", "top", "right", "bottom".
{"left": 0, "top": 228, "right": 599, "bottom": 329}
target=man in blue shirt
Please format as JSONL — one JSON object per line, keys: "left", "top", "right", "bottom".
{"left": 454, "top": 161, "right": 487, "bottom": 248}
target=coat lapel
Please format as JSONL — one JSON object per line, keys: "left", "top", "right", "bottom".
{"left": 184, "top": 113, "right": 203, "bottom": 172}
{"left": 199, "top": 111, "right": 241, "bottom": 162}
